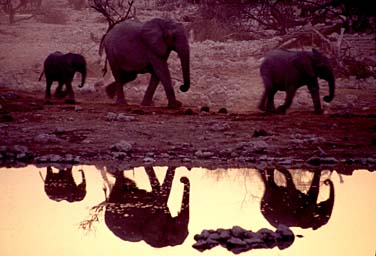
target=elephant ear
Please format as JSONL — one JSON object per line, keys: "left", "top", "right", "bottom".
{"left": 291, "top": 52, "right": 315, "bottom": 78}
{"left": 141, "top": 19, "right": 169, "bottom": 58}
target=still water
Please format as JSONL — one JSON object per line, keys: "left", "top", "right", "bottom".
{"left": 0, "top": 165, "right": 375, "bottom": 256}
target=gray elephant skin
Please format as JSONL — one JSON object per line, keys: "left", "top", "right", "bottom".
{"left": 259, "top": 48, "right": 335, "bottom": 114}
{"left": 39, "top": 51, "right": 87, "bottom": 104}
{"left": 102, "top": 18, "right": 190, "bottom": 108}
{"left": 259, "top": 169, "right": 335, "bottom": 230}
{"left": 104, "top": 166, "right": 190, "bottom": 247}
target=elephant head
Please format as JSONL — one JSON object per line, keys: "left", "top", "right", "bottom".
{"left": 293, "top": 49, "right": 335, "bottom": 103}
{"left": 141, "top": 18, "right": 190, "bottom": 93}
{"left": 104, "top": 166, "right": 190, "bottom": 247}
{"left": 65, "top": 53, "right": 87, "bottom": 88}
{"left": 40, "top": 166, "right": 86, "bottom": 202}
{"left": 259, "top": 169, "right": 335, "bottom": 230}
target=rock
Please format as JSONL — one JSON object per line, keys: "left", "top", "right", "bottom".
{"left": 116, "top": 113, "right": 135, "bottom": 122}
{"left": 143, "top": 157, "right": 155, "bottom": 163}
{"left": 218, "top": 107, "right": 228, "bottom": 114}
{"left": 35, "top": 154, "right": 80, "bottom": 163}
{"left": 231, "top": 225, "right": 248, "bottom": 238}
{"left": 200, "top": 106, "right": 210, "bottom": 112}
{"left": 252, "top": 129, "right": 269, "bottom": 137}
{"left": 306, "top": 156, "right": 339, "bottom": 166}
{"left": 195, "top": 150, "right": 214, "bottom": 158}
{"left": 210, "top": 123, "right": 230, "bottom": 131}
{"left": 110, "top": 140, "right": 133, "bottom": 153}
{"left": 276, "top": 224, "right": 295, "bottom": 249}
{"left": 192, "top": 225, "right": 295, "bottom": 253}
{"left": 34, "top": 133, "right": 63, "bottom": 143}
{"left": 106, "top": 112, "right": 117, "bottom": 121}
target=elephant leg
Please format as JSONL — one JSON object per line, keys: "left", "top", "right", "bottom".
{"left": 55, "top": 81, "right": 67, "bottom": 98}
{"left": 266, "top": 88, "right": 277, "bottom": 113}
{"left": 145, "top": 166, "right": 161, "bottom": 191}
{"left": 259, "top": 76, "right": 276, "bottom": 112}
{"left": 149, "top": 56, "right": 181, "bottom": 109}
{"left": 44, "top": 79, "right": 53, "bottom": 105}
{"left": 141, "top": 73, "right": 159, "bottom": 106}
{"left": 307, "top": 171, "right": 321, "bottom": 200}
{"left": 258, "top": 90, "right": 268, "bottom": 111}
{"left": 277, "top": 87, "right": 297, "bottom": 114}
{"left": 159, "top": 167, "right": 176, "bottom": 203}
{"left": 308, "top": 84, "right": 322, "bottom": 114}
{"left": 279, "top": 169, "right": 294, "bottom": 187}
{"left": 64, "top": 82, "right": 76, "bottom": 104}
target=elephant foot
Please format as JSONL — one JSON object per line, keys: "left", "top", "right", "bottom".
{"left": 44, "top": 99, "right": 53, "bottom": 105}
{"left": 55, "top": 90, "right": 67, "bottom": 98}
{"left": 168, "top": 100, "right": 182, "bottom": 109}
{"left": 276, "top": 106, "right": 287, "bottom": 114}
{"left": 65, "top": 98, "right": 76, "bottom": 104}
{"left": 115, "top": 98, "right": 127, "bottom": 105}
{"left": 314, "top": 108, "right": 323, "bottom": 114}
{"left": 141, "top": 99, "right": 153, "bottom": 107}
{"left": 180, "top": 176, "right": 189, "bottom": 184}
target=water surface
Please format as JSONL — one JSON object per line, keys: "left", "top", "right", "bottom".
{"left": 0, "top": 165, "right": 375, "bottom": 256}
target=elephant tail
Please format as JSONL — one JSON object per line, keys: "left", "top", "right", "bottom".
{"left": 38, "top": 70, "right": 44, "bottom": 81}
{"left": 98, "top": 33, "right": 106, "bottom": 57}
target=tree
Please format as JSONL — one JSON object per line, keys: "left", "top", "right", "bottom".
{"left": 1, "top": 0, "right": 40, "bottom": 24}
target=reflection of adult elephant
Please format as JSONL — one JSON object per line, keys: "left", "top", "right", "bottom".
{"left": 104, "top": 166, "right": 190, "bottom": 247}
{"left": 102, "top": 18, "right": 190, "bottom": 108}
{"left": 39, "top": 51, "right": 87, "bottom": 104}
{"left": 39, "top": 166, "right": 86, "bottom": 202}
{"left": 259, "top": 49, "right": 335, "bottom": 114}
{"left": 259, "top": 169, "right": 334, "bottom": 230}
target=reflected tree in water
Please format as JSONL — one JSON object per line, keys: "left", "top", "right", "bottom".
{"left": 259, "top": 169, "right": 334, "bottom": 230}
{"left": 39, "top": 166, "right": 86, "bottom": 202}
{"left": 104, "top": 166, "right": 190, "bottom": 248}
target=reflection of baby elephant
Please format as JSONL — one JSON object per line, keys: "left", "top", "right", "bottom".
{"left": 104, "top": 166, "right": 190, "bottom": 248}
{"left": 259, "top": 169, "right": 334, "bottom": 230}
{"left": 39, "top": 166, "right": 86, "bottom": 202}
{"left": 39, "top": 51, "right": 87, "bottom": 105}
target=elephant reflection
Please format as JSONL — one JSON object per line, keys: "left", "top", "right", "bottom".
{"left": 39, "top": 166, "right": 86, "bottom": 202}
{"left": 259, "top": 169, "right": 334, "bottom": 230}
{"left": 104, "top": 166, "right": 190, "bottom": 247}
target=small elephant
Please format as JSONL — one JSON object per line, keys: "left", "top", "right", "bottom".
{"left": 259, "top": 169, "right": 335, "bottom": 230}
{"left": 39, "top": 166, "right": 86, "bottom": 203}
{"left": 102, "top": 18, "right": 190, "bottom": 109}
{"left": 39, "top": 51, "right": 87, "bottom": 104}
{"left": 259, "top": 48, "right": 335, "bottom": 114}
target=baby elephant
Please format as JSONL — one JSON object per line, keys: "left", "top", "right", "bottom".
{"left": 259, "top": 48, "right": 335, "bottom": 114}
{"left": 39, "top": 51, "right": 87, "bottom": 104}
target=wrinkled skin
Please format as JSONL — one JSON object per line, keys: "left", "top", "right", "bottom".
{"left": 259, "top": 49, "right": 335, "bottom": 114}
{"left": 103, "top": 166, "right": 190, "bottom": 247}
{"left": 39, "top": 51, "right": 87, "bottom": 104}
{"left": 259, "top": 169, "right": 335, "bottom": 230}
{"left": 39, "top": 166, "right": 86, "bottom": 203}
{"left": 103, "top": 18, "right": 190, "bottom": 109}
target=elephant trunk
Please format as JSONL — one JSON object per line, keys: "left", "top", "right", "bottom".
{"left": 323, "top": 74, "right": 335, "bottom": 103}
{"left": 312, "top": 179, "right": 335, "bottom": 230}
{"left": 177, "top": 46, "right": 190, "bottom": 93}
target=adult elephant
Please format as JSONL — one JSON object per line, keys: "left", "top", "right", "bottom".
{"left": 39, "top": 51, "right": 87, "bottom": 104}
{"left": 39, "top": 166, "right": 86, "bottom": 202}
{"left": 259, "top": 169, "right": 335, "bottom": 230}
{"left": 104, "top": 166, "right": 190, "bottom": 247}
{"left": 102, "top": 18, "right": 190, "bottom": 109}
{"left": 259, "top": 48, "right": 335, "bottom": 114}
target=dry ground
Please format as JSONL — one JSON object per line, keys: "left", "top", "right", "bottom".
{"left": 1, "top": 3, "right": 376, "bottom": 170}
